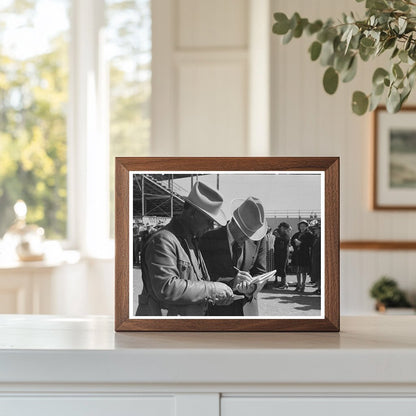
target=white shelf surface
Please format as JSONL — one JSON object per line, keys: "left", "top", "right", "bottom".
{"left": 0, "top": 315, "right": 415, "bottom": 388}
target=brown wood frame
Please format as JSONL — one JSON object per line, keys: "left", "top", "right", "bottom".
{"left": 341, "top": 241, "right": 416, "bottom": 250}
{"left": 373, "top": 106, "right": 416, "bottom": 210}
{"left": 115, "top": 157, "right": 340, "bottom": 332}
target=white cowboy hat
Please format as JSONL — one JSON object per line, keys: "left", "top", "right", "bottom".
{"left": 184, "top": 181, "right": 227, "bottom": 226}
{"left": 232, "top": 196, "right": 267, "bottom": 241}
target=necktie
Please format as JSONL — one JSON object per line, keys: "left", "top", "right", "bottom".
{"left": 232, "top": 241, "right": 242, "bottom": 268}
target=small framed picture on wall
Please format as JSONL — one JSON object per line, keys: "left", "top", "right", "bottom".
{"left": 374, "top": 106, "right": 416, "bottom": 209}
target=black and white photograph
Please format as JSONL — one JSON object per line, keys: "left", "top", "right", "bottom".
{"left": 129, "top": 172, "right": 324, "bottom": 319}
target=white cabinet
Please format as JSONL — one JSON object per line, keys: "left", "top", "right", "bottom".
{"left": 1, "top": 397, "right": 175, "bottom": 416}
{"left": 222, "top": 398, "right": 416, "bottom": 416}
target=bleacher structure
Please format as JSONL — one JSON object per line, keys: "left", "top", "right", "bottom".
{"left": 132, "top": 173, "right": 321, "bottom": 227}
{"left": 132, "top": 174, "right": 197, "bottom": 223}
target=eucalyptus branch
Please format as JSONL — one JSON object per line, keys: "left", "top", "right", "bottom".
{"left": 272, "top": 0, "right": 416, "bottom": 115}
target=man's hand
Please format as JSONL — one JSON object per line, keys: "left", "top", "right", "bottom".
{"left": 235, "top": 281, "right": 256, "bottom": 296}
{"left": 210, "top": 282, "right": 234, "bottom": 306}
{"left": 232, "top": 271, "right": 252, "bottom": 290}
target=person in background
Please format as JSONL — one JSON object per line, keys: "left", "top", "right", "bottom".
{"left": 200, "top": 197, "right": 267, "bottom": 316}
{"left": 310, "top": 220, "right": 321, "bottom": 295}
{"left": 291, "top": 220, "right": 314, "bottom": 293}
{"left": 265, "top": 227, "right": 275, "bottom": 272}
{"left": 136, "top": 182, "right": 235, "bottom": 316}
{"left": 273, "top": 222, "right": 291, "bottom": 289}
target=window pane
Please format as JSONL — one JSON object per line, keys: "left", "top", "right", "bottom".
{"left": 106, "top": 0, "right": 151, "bottom": 237}
{"left": 0, "top": 0, "right": 70, "bottom": 239}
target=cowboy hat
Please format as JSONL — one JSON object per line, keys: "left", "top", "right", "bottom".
{"left": 232, "top": 197, "right": 267, "bottom": 241}
{"left": 184, "top": 181, "right": 227, "bottom": 226}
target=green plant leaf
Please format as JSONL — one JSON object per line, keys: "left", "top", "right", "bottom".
{"left": 342, "top": 56, "right": 358, "bottom": 82}
{"left": 282, "top": 29, "right": 293, "bottom": 44}
{"left": 399, "top": 49, "right": 408, "bottom": 63}
{"left": 366, "top": 0, "right": 388, "bottom": 10}
{"left": 369, "top": 92, "right": 383, "bottom": 111}
{"left": 393, "top": 63, "right": 404, "bottom": 79}
{"left": 307, "top": 20, "right": 323, "bottom": 35}
{"left": 391, "top": 47, "right": 399, "bottom": 59}
{"left": 273, "top": 13, "right": 290, "bottom": 34}
{"left": 309, "top": 41, "right": 322, "bottom": 61}
{"left": 323, "top": 67, "right": 339, "bottom": 94}
{"left": 372, "top": 67, "right": 389, "bottom": 86}
{"left": 383, "top": 37, "right": 396, "bottom": 50}
{"left": 405, "top": 33, "right": 413, "bottom": 50}
{"left": 320, "top": 40, "right": 335, "bottom": 66}
{"left": 352, "top": 91, "right": 369, "bottom": 115}
{"left": 387, "top": 87, "right": 401, "bottom": 112}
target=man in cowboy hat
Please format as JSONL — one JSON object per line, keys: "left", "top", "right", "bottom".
{"left": 200, "top": 196, "right": 268, "bottom": 316}
{"left": 136, "top": 181, "right": 237, "bottom": 316}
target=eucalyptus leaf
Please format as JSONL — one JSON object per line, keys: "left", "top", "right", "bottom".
{"left": 282, "top": 29, "right": 293, "bottom": 44}
{"left": 405, "top": 34, "right": 413, "bottom": 51}
{"left": 386, "top": 87, "right": 401, "bottom": 112}
{"left": 383, "top": 37, "right": 396, "bottom": 50}
{"left": 273, "top": 13, "right": 290, "bottom": 34}
{"left": 323, "top": 67, "right": 339, "bottom": 94}
{"left": 366, "top": 0, "right": 388, "bottom": 10}
{"left": 393, "top": 63, "right": 404, "bottom": 79}
{"left": 334, "top": 52, "right": 352, "bottom": 73}
{"left": 320, "top": 40, "right": 335, "bottom": 66}
{"left": 352, "top": 91, "right": 369, "bottom": 115}
{"left": 372, "top": 68, "right": 389, "bottom": 86}
{"left": 391, "top": 47, "right": 399, "bottom": 59}
{"left": 307, "top": 20, "right": 323, "bottom": 35}
{"left": 373, "top": 82, "right": 385, "bottom": 96}
{"left": 399, "top": 49, "right": 408, "bottom": 63}
{"left": 342, "top": 56, "right": 358, "bottom": 82}
{"left": 369, "top": 92, "right": 383, "bottom": 111}
{"left": 309, "top": 41, "right": 322, "bottom": 61}
{"left": 398, "top": 17, "right": 407, "bottom": 34}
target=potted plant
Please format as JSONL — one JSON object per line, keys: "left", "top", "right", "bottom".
{"left": 369, "top": 276, "right": 413, "bottom": 312}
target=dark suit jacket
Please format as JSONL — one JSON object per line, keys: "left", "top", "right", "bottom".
{"left": 200, "top": 226, "right": 267, "bottom": 316}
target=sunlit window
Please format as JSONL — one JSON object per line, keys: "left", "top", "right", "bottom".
{"left": 0, "top": 0, "right": 70, "bottom": 239}
{"left": 106, "top": 0, "right": 151, "bottom": 237}
{"left": 0, "top": 0, "right": 151, "bottom": 246}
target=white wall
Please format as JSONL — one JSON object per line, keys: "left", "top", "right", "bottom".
{"left": 270, "top": 0, "right": 416, "bottom": 313}
{"left": 149, "top": 0, "right": 416, "bottom": 315}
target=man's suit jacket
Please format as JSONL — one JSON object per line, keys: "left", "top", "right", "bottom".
{"left": 200, "top": 226, "right": 267, "bottom": 316}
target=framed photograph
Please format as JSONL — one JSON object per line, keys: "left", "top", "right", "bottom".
{"left": 374, "top": 106, "right": 416, "bottom": 209}
{"left": 115, "top": 157, "right": 339, "bottom": 331}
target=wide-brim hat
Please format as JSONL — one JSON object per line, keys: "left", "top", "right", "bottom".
{"left": 232, "top": 197, "right": 267, "bottom": 241}
{"left": 184, "top": 181, "right": 227, "bottom": 226}
{"left": 298, "top": 220, "right": 309, "bottom": 227}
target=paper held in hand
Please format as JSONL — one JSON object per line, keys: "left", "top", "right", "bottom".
{"left": 250, "top": 270, "right": 276, "bottom": 287}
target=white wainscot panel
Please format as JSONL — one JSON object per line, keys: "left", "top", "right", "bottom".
{"left": 177, "top": 61, "right": 247, "bottom": 156}
{"left": 177, "top": 0, "right": 248, "bottom": 49}
{"left": 221, "top": 397, "right": 416, "bottom": 416}
{"left": 0, "top": 396, "right": 174, "bottom": 416}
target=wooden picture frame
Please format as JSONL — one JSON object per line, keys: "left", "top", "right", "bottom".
{"left": 373, "top": 106, "right": 416, "bottom": 210}
{"left": 115, "top": 157, "right": 339, "bottom": 331}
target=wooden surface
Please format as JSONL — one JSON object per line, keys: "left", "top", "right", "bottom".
{"left": 341, "top": 241, "right": 416, "bottom": 250}
{"left": 114, "top": 157, "right": 340, "bottom": 332}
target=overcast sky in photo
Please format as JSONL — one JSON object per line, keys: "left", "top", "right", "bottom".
{"left": 173, "top": 173, "right": 322, "bottom": 218}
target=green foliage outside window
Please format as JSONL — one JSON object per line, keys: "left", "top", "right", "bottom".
{"left": 0, "top": 1, "right": 69, "bottom": 238}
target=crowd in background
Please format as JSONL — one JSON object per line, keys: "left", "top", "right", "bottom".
{"left": 134, "top": 216, "right": 322, "bottom": 296}
{"left": 266, "top": 220, "right": 321, "bottom": 295}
